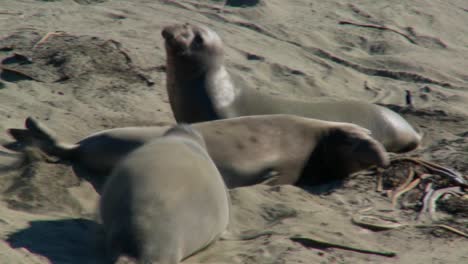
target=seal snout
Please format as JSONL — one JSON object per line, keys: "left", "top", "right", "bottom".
{"left": 161, "top": 27, "right": 174, "bottom": 41}
{"left": 162, "top": 24, "right": 194, "bottom": 55}
{"left": 353, "top": 135, "right": 390, "bottom": 169}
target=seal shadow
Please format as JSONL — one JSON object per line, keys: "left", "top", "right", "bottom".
{"left": 73, "top": 156, "right": 346, "bottom": 196}
{"left": 6, "top": 218, "right": 105, "bottom": 264}
{"left": 299, "top": 180, "right": 345, "bottom": 195}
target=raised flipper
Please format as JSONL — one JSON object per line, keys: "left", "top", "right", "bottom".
{"left": 4, "top": 117, "right": 76, "bottom": 160}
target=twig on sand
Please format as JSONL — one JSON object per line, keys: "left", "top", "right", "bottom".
{"left": 392, "top": 178, "right": 421, "bottom": 209}
{"left": 352, "top": 214, "right": 403, "bottom": 231}
{"left": 338, "top": 20, "right": 416, "bottom": 44}
{"left": 290, "top": 236, "right": 397, "bottom": 257}
{"left": 372, "top": 157, "right": 467, "bottom": 239}
{"left": 32, "top": 31, "right": 67, "bottom": 49}
{"left": 414, "top": 224, "right": 468, "bottom": 239}
{"left": 352, "top": 214, "right": 468, "bottom": 239}
{"left": 417, "top": 183, "right": 434, "bottom": 220}
{"left": 376, "top": 170, "right": 384, "bottom": 192}
{"left": 378, "top": 157, "right": 466, "bottom": 227}
{"left": 0, "top": 10, "right": 23, "bottom": 15}
{"left": 390, "top": 167, "right": 414, "bottom": 205}
{"left": 396, "top": 167, "right": 414, "bottom": 192}
{"left": 427, "top": 186, "right": 464, "bottom": 220}
{"left": 391, "top": 157, "right": 467, "bottom": 187}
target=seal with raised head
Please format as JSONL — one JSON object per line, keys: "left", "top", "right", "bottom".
{"left": 99, "top": 124, "right": 229, "bottom": 263}
{"left": 6, "top": 115, "right": 388, "bottom": 190}
{"left": 161, "top": 23, "right": 421, "bottom": 153}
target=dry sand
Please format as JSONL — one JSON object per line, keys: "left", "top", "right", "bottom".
{"left": 0, "top": 0, "right": 467, "bottom": 263}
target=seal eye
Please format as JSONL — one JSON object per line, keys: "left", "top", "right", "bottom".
{"left": 192, "top": 34, "right": 204, "bottom": 48}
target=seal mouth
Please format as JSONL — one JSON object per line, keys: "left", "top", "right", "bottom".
{"left": 167, "top": 43, "right": 190, "bottom": 56}
{"left": 165, "top": 40, "right": 190, "bottom": 56}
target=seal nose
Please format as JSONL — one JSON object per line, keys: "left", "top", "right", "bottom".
{"left": 161, "top": 27, "right": 173, "bottom": 40}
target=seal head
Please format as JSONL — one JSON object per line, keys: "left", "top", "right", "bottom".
{"left": 162, "top": 23, "right": 238, "bottom": 122}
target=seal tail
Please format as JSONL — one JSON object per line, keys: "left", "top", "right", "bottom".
{"left": 5, "top": 117, "right": 76, "bottom": 160}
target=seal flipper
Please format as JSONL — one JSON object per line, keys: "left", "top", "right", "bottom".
{"left": 24, "top": 117, "right": 59, "bottom": 146}
{"left": 258, "top": 171, "right": 280, "bottom": 185}
{"left": 6, "top": 117, "right": 76, "bottom": 160}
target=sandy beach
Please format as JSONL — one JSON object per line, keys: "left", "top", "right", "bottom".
{"left": 0, "top": 0, "right": 467, "bottom": 263}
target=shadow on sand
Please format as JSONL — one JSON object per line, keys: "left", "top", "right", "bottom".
{"left": 6, "top": 218, "right": 106, "bottom": 264}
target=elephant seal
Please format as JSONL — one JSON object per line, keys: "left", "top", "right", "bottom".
{"left": 6, "top": 115, "right": 388, "bottom": 190}
{"left": 99, "top": 124, "right": 229, "bottom": 263}
{"left": 162, "top": 23, "right": 421, "bottom": 153}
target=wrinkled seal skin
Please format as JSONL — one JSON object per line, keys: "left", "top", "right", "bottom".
{"left": 6, "top": 115, "right": 388, "bottom": 190}
{"left": 99, "top": 125, "right": 229, "bottom": 263}
{"left": 162, "top": 23, "right": 421, "bottom": 153}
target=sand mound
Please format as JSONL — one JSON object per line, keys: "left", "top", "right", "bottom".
{"left": 0, "top": 30, "right": 152, "bottom": 86}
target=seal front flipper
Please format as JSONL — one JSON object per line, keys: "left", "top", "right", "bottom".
{"left": 258, "top": 170, "right": 280, "bottom": 185}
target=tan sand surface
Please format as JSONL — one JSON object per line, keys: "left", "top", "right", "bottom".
{"left": 0, "top": 0, "right": 467, "bottom": 263}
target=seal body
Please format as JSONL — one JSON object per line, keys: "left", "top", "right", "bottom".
{"left": 7, "top": 115, "right": 388, "bottom": 190}
{"left": 162, "top": 23, "right": 421, "bottom": 153}
{"left": 99, "top": 125, "right": 229, "bottom": 263}
{"left": 197, "top": 115, "right": 388, "bottom": 187}
{"left": 67, "top": 126, "right": 168, "bottom": 174}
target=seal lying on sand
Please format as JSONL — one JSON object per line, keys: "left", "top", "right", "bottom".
{"left": 162, "top": 23, "right": 421, "bottom": 153}
{"left": 99, "top": 125, "right": 229, "bottom": 263}
{"left": 6, "top": 115, "right": 388, "bottom": 190}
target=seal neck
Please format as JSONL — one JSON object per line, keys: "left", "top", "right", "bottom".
{"left": 166, "top": 56, "right": 240, "bottom": 123}
{"left": 206, "top": 66, "right": 240, "bottom": 117}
